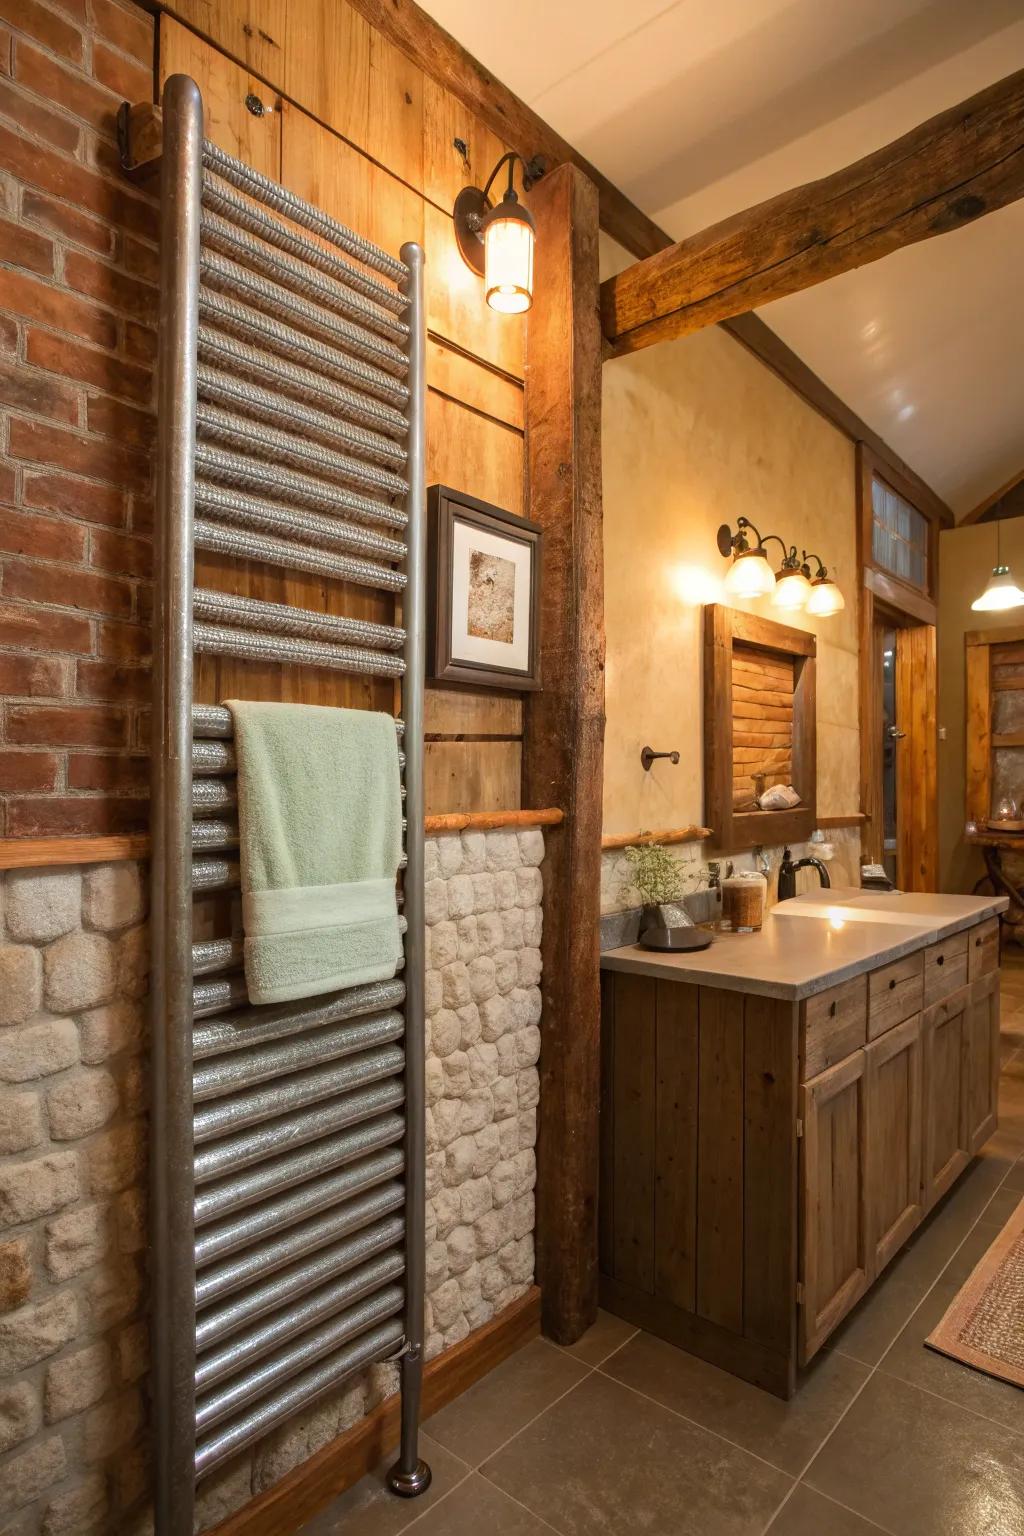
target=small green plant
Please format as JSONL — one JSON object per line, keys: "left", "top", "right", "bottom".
{"left": 622, "top": 837, "right": 683, "bottom": 908}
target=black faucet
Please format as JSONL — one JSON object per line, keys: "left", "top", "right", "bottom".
{"left": 778, "top": 846, "right": 832, "bottom": 901}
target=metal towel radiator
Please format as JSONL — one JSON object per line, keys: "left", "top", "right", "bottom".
{"left": 150, "top": 74, "right": 431, "bottom": 1533}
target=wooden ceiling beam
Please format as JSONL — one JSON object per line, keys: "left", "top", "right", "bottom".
{"left": 601, "top": 69, "right": 1024, "bottom": 355}
{"left": 959, "top": 467, "right": 1024, "bottom": 524}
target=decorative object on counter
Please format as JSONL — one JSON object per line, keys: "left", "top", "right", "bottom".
{"left": 971, "top": 520, "right": 1024, "bottom": 611}
{"left": 640, "top": 926, "right": 712, "bottom": 953}
{"left": 621, "top": 835, "right": 690, "bottom": 936}
{"left": 427, "top": 485, "right": 542, "bottom": 689}
{"left": 860, "top": 859, "right": 895, "bottom": 890}
{"left": 758, "top": 782, "right": 801, "bottom": 810}
{"left": 640, "top": 744, "right": 680, "bottom": 771}
{"left": 778, "top": 844, "right": 831, "bottom": 900}
{"left": 719, "top": 869, "right": 767, "bottom": 931}
{"left": 716, "top": 518, "right": 845, "bottom": 614}
{"left": 453, "top": 150, "right": 545, "bottom": 314}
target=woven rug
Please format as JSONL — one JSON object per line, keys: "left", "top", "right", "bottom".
{"left": 926, "top": 1196, "right": 1024, "bottom": 1388}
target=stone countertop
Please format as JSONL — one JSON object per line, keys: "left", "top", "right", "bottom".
{"left": 600, "top": 889, "right": 1008, "bottom": 1002}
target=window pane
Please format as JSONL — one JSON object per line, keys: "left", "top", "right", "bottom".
{"left": 871, "top": 475, "right": 928, "bottom": 591}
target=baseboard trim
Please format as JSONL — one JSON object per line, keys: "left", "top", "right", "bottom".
{"left": 205, "top": 1286, "right": 542, "bottom": 1536}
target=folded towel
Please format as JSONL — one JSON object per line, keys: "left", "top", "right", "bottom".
{"left": 225, "top": 700, "right": 404, "bottom": 1006}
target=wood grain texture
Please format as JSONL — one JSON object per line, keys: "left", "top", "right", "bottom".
{"left": 921, "top": 988, "right": 971, "bottom": 1209}
{"left": 0, "top": 835, "right": 150, "bottom": 870}
{"left": 423, "top": 739, "right": 522, "bottom": 814}
{"left": 609, "top": 973, "right": 656, "bottom": 1293}
{"left": 966, "top": 640, "right": 993, "bottom": 825}
{"left": 743, "top": 995, "right": 798, "bottom": 1359}
{"left": 600, "top": 826, "right": 713, "bottom": 851}
{"left": 424, "top": 807, "right": 561, "bottom": 833}
{"left": 965, "top": 971, "right": 1000, "bottom": 1154}
{"left": 205, "top": 1288, "right": 541, "bottom": 1536}
{"left": 654, "top": 980, "right": 698, "bottom": 1313}
{"left": 521, "top": 163, "right": 605, "bottom": 1345}
{"left": 864, "top": 1014, "right": 923, "bottom": 1276}
{"left": 895, "top": 623, "right": 938, "bottom": 891}
{"left": 602, "top": 69, "right": 1024, "bottom": 353}
{"left": 801, "top": 976, "right": 868, "bottom": 1080}
{"left": 800, "top": 1050, "right": 869, "bottom": 1363}
{"left": 696, "top": 987, "right": 745, "bottom": 1334}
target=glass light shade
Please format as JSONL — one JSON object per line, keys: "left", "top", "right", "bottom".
{"left": 805, "top": 577, "right": 846, "bottom": 616}
{"left": 971, "top": 565, "right": 1024, "bottom": 612}
{"left": 771, "top": 567, "right": 812, "bottom": 610}
{"left": 484, "top": 213, "right": 534, "bottom": 314}
{"left": 724, "top": 548, "right": 775, "bottom": 597}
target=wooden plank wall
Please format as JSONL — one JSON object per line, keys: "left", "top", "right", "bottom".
{"left": 158, "top": 2, "right": 529, "bottom": 813}
{"left": 731, "top": 642, "right": 794, "bottom": 807}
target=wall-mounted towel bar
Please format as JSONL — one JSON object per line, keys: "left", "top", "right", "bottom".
{"left": 150, "top": 74, "right": 429, "bottom": 1534}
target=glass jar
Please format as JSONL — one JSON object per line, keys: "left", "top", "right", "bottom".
{"left": 720, "top": 870, "right": 767, "bottom": 933}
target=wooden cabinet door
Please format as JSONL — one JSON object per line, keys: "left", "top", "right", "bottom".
{"left": 965, "top": 972, "right": 1000, "bottom": 1155}
{"left": 865, "top": 1015, "right": 923, "bottom": 1276}
{"left": 800, "top": 1051, "right": 869, "bottom": 1363}
{"left": 921, "top": 988, "right": 970, "bottom": 1211}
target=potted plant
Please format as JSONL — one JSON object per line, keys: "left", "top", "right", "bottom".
{"left": 621, "top": 838, "right": 691, "bottom": 934}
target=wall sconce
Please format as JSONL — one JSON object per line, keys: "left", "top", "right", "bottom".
{"left": 716, "top": 519, "right": 845, "bottom": 615}
{"left": 802, "top": 554, "right": 846, "bottom": 616}
{"left": 972, "top": 521, "right": 1024, "bottom": 611}
{"left": 454, "top": 152, "right": 544, "bottom": 314}
{"left": 717, "top": 518, "right": 776, "bottom": 598}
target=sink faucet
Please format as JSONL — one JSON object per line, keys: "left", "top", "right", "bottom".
{"left": 778, "top": 846, "right": 831, "bottom": 902}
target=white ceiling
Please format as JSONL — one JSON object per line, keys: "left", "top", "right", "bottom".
{"left": 419, "top": 0, "right": 1024, "bottom": 515}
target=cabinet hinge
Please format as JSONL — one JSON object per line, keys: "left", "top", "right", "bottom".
{"left": 796, "top": 1117, "right": 804, "bottom": 1139}
{"left": 796, "top": 1281, "right": 805, "bottom": 1305}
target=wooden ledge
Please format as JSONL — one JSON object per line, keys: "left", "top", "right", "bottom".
{"left": 0, "top": 812, "right": 563, "bottom": 873}
{"left": 601, "top": 826, "right": 713, "bottom": 851}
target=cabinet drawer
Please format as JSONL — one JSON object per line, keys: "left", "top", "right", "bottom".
{"left": 802, "top": 975, "right": 868, "bottom": 1079}
{"left": 968, "top": 918, "right": 1000, "bottom": 983}
{"left": 868, "top": 953, "right": 924, "bottom": 1041}
{"left": 923, "top": 932, "right": 969, "bottom": 1007}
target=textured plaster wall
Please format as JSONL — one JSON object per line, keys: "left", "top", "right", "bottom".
{"left": 600, "top": 237, "right": 860, "bottom": 853}
{"left": 0, "top": 831, "right": 543, "bottom": 1534}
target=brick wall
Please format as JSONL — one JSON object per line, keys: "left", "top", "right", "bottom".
{"left": 0, "top": 0, "right": 156, "bottom": 840}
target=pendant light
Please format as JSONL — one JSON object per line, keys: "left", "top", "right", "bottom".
{"left": 971, "top": 520, "right": 1024, "bottom": 611}
{"left": 453, "top": 152, "right": 544, "bottom": 315}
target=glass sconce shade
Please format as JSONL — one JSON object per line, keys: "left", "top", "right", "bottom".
{"left": 971, "top": 565, "right": 1024, "bottom": 612}
{"left": 771, "top": 566, "right": 812, "bottom": 610}
{"left": 805, "top": 577, "right": 846, "bottom": 616}
{"left": 484, "top": 210, "right": 535, "bottom": 314}
{"left": 724, "top": 548, "right": 775, "bottom": 598}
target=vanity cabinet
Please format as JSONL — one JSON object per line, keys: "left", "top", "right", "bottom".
{"left": 921, "top": 987, "right": 971, "bottom": 1209}
{"left": 800, "top": 1051, "right": 869, "bottom": 1361}
{"left": 965, "top": 971, "right": 1000, "bottom": 1154}
{"left": 865, "top": 1014, "right": 923, "bottom": 1277}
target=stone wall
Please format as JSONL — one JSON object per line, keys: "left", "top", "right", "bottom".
{"left": 0, "top": 829, "right": 543, "bottom": 1534}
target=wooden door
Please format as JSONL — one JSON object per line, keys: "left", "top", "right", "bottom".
{"left": 965, "top": 972, "right": 1000, "bottom": 1155}
{"left": 800, "top": 1051, "right": 869, "bottom": 1363}
{"left": 865, "top": 1015, "right": 923, "bottom": 1276}
{"left": 921, "top": 989, "right": 971, "bottom": 1210}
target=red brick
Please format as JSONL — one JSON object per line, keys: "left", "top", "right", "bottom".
{"left": 49, "top": 0, "right": 87, "bottom": 23}
{"left": 120, "top": 233, "right": 158, "bottom": 285}
{"left": 127, "top": 495, "right": 151, "bottom": 537}
{"left": 26, "top": 327, "right": 151, "bottom": 404}
{"left": 7, "top": 701, "right": 127, "bottom": 746}
{"left": 0, "top": 463, "right": 15, "bottom": 501}
{"left": 87, "top": 394, "right": 154, "bottom": 451}
{"left": 91, "top": 40, "right": 149, "bottom": 103}
{"left": 89, "top": 524, "right": 150, "bottom": 578}
{"left": 14, "top": 38, "right": 118, "bottom": 135}
{"left": 0, "top": 505, "right": 87, "bottom": 563}
{"left": 0, "top": 122, "right": 157, "bottom": 242}
{"left": 3, "top": 557, "right": 132, "bottom": 617}
{"left": 0, "top": 749, "right": 58, "bottom": 792}
{"left": 0, "top": 266, "right": 117, "bottom": 348}
{"left": 64, "top": 248, "right": 156, "bottom": 325}
{"left": 0, "top": 649, "right": 65, "bottom": 696}
{"left": 122, "top": 320, "right": 155, "bottom": 365}
{"left": 96, "top": 617, "right": 149, "bottom": 663}
{"left": 7, "top": 794, "right": 147, "bottom": 835}
{"left": 0, "top": 22, "right": 11, "bottom": 76}
{"left": 76, "top": 657, "right": 148, "bottom": 701}
{"left": 67, "top": 749, "right": 147, "bottom": 792}
{"left": 0, "top": 357, "right": 77, "bottom": 425}
{"left": 0, "top": 215, "right": 54, "bottom": 276}
{"left": 9, "top": 417, "right": 150, "bottom": 495}
{"left": 88, "top": 0, "right": 152, "bottom": 64}
{"left": 0, "top": 72, "right": 79, "bottom": 154}
{"left": 0, "top": 599, "right": 91, "bottom": 652}
{"left": 0, "top": 0, "right": 83, "bottom": 65}
{"left": 0, "top": 312, "right": 17, "bottom": 353}
{"left": 24, "top": 469, "right": 124, "bottom": 528}
{"left": 21, "top": 188, "right": 113, "bottom": 257}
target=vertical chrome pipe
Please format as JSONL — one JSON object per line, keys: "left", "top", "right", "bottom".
{"left": 386, "top": 242, "right": 431, "bottom": 1500}
{"left": 151, "top": 74, "right": 202, "bottom": 1536}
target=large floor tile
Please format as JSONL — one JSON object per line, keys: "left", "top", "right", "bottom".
{"left": 483, "top": 1369, "right": 792, "bottom": 1536}
{"left": 410, "top": 1473, "right": 557, "bottom": 1535}
{"left": 768, "top": 1483, "right": 890, "bottom": 1535}
{"left": 805, "top": 1372, "right": 1024, "bottom": 1536}
{"left": 979, "top": 1184, "right": 1024, "bottom": 1228}
{"left": 556, "top": 1308, "right": 637, "bottom": 1368}
{"left": 878, "top": 1269, "right": 1024, "bottom": 1437}
{"left": 298, "top": 1434, "right": 468, "bottom": 1536}
{"left": 602, "top": 1328, "right": 868, "bottom": 1475}
{"left": 424, "top": 1338, "right": 588, "bottom": 1467}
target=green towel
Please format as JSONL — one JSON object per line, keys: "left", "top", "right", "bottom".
{"left": 225, "top": 700, "right": 404, "bottom": 1006}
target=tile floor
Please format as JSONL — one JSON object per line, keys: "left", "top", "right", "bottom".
{"left": 302, "top": 959, "right": 1024, "bottom": 1536}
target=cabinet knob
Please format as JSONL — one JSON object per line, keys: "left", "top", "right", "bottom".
{"left": 937, "top": 954, "right": 945, "bottom": 966}
{"left": 976, "top": 937, "right": 983, "bottom": 948}
{"left": 889, "top": 979, "right": 897, "bottom": 990}
{"left": 829, "top": 1001, "right": 837, "bottom": 1018}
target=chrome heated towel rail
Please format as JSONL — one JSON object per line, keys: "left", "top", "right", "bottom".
{"left": 151, "top": 74, "right": 430, "bottom": 1534}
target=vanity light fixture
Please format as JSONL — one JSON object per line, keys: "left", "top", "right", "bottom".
{"left": 717, "top": 517, "right": 776, "bottom": 598}
{"left": 717, "top": 520, "right": 845, "bottom": 615}
{"left": 971, "top": 521, "right": 1024, "bottom": 612}
{"left": 453, "top": 151, "right": 544, "bottom": 314}
{"left": 771, "top": 550, "right": 813, "bottom": 611}
{"left": 802, "top": 553, "right": 846, "bottom": 616}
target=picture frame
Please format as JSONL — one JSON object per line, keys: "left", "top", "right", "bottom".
{"left": 427, "top": 484, "right": 542, "bottom": 690}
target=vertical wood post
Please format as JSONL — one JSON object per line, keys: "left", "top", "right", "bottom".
{"left": 522, "top": 163, "right": 605, "bottom": 1344}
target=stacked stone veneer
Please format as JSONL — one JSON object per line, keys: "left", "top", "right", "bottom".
{"left": 0, "top": 828, "right": 543, "bottom": 1534}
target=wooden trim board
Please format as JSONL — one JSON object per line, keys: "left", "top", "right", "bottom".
{"left": 601, "top": 826, "right": 713, "bottom": 850}
{"left": 205, "top": 1287, "right": 541, "bottom": 1536}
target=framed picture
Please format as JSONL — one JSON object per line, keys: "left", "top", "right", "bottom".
{"left": 427, "top": 485, "right": 542, "bottom": 690}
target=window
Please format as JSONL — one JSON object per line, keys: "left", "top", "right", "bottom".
{"left": 871, "top": 475, "right": 928, "bottom": 591}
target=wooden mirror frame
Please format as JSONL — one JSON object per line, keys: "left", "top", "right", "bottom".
{"left": 703, "top": 605, "right": 817, "bottom": 851}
